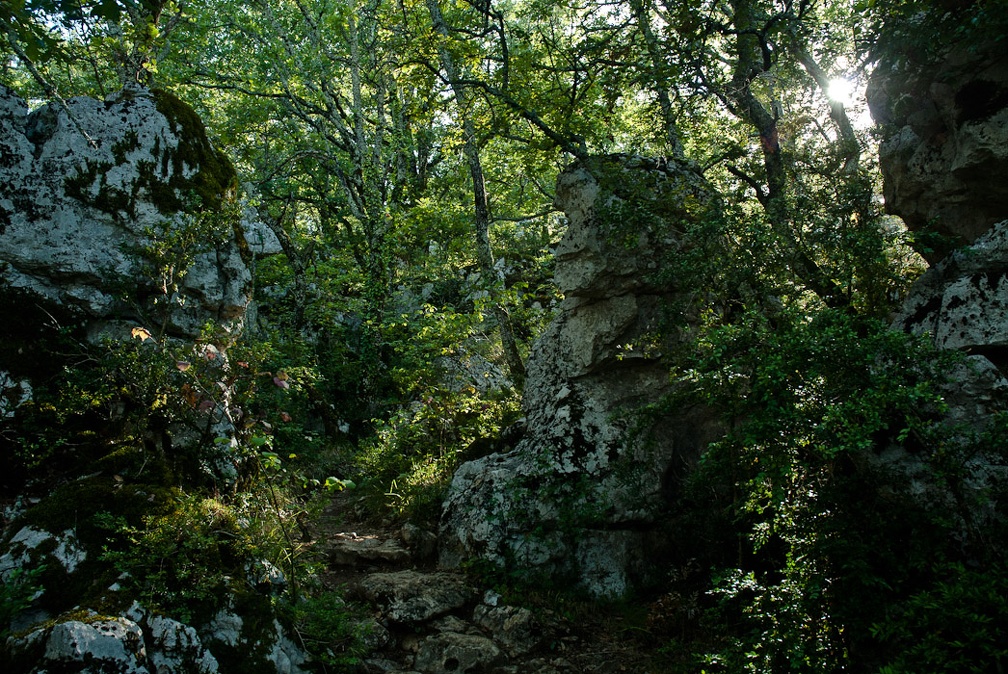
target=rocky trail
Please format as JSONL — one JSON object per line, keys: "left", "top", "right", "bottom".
{"left": 312, "top": 493, "right": 675, "bottom": 674}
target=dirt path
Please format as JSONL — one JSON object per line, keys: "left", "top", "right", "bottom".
{"left": 311, "top": 491, "right": 680, "bottom": 674}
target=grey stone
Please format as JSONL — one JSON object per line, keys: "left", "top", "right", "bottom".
{"left": 241, "top": 204, "right": 284, "bottom": 256}
{"left": 147, "top": 613, "right": 220, "bottom": 674}
{"left": 202, "top": 606, "right": 243, "bottom": 648}
{"left": 200, "top": 604, "right": 309, "bottom": 674}
{"left": 37, "top": 616, "right": 149, "bottom": 674}
{"left": 430, "top": 614, "right": 475, "bottom": 634}
{"left": 364, "top": 658, "right": 418, "bottom": 673}
{"left": 0, "top": 85, "right": 250, "bottom": 341}
{"left": 246, "top": 558, "right": 287, "bottom": 594}
{"left": 360, "top": 618, "right": 393, "bottom": 650}
{"left": 440, "top": 155, "right": 722, "bottom": 597}
{"left": 895, "top": 220, "right": 1008, "bottom": 350}
{"left": 472, "top": 604, "right": 540, "bottom": 657}
{"left": 330, "top": 532, "right": 412, "bottom": 567}
{"left": 413, "top": 632, "right": 503, "bottom": 674}
{"left": 268, "top": 618, "right": 309, "bottom": 674}
{"left": 0, "top": 371, "right": 32, "bottom": 418}
{"left": 357, "top": 570, "right": 478, "bottom": 624}
{"left": 893, "top": 219, "right": 1008, "bottom": 429}
{"left": 867, "top": 40, "right": 1008, "bottom": 260}
{"left": 0, "top": 526, "right": 86, "bottom": 583}
{"left": 401, "top": 523, "right": 438, "bottom": 561}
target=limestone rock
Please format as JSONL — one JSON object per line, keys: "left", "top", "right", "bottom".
{"left": 0, "top": 84, "right": 250, "bottom": 340}
{"left": 0, "top": 526, "right": 86, "bottom": 585}
{"left": 202, "top": 606, "right": 244, "bottom": 648}
{"left": 0, "top": 371, "right": 31, "bottom": 418}
{"left": 200, "top": 603, "right": 309, "bottom": 674}
{"left": 33, "top": 616, "right": 148, "bottom": 674}
{"left": 267, "top": 618, "right": 310, "bottom": 674}
{"left": 471, "top": 604, "right": 540, "bottom": 657}
{"left": 364, "top": 659, "right": 419, "bottom": 674}
{"left": 867, "top": 40, "right": 1008, "bottom": 261}
{"left": 134, "top": 608, "right": 219, "bottom": 674}
{"left": 895, "top": 220, "right": 1008, "bottom": 350}
{"left": 439, "top": 155, "right": 721, "bottom": 597}
{"left": 356, "top": 570, "right": 478, "bottom": 624}
{"left": 329, "top": 532, "right": 412, "bottom": 567}
{"left": 400, "top": 523, "right": 438, "bottom": 562}
{"left": 893, "top": 219, "right": 1008, "bottom": 428}
{"left": 413, "top": 632, "right": 503, "bottom": 674}
{"left": 245, "top": 558, "right": 287, "bottom": 595}
{"left": 241, "top": 204, "right": 284, "bottom": 256}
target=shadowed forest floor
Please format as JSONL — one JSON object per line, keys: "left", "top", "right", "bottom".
{"left": 311, "top": 490, "right": 683, "bottom": 674}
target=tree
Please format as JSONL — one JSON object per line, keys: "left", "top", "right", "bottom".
{"left": 426, "top": 0, "right": 526, "bottom": 386}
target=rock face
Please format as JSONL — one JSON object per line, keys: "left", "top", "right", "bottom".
{"left": 892, "top": 219, "right": 1008, "bottom": 429}
{"left": 0, "top": 86, "right": 298, "bottom": 674}
{"left": 867, "top": 40, "right": 1008, "bottom": 262}
{"left": 440, "top": 155, "right": 721, "bottom": 597}
{"left": 876, "top": 26, "right": 1008, "bottom": 528}
{"left": 871, "top": 28, "right": 1008, "bottom": 427}
{"left": 0, "top": 84, "right": 250, "bottom": 340}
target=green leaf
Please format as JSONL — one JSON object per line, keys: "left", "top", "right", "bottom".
{"left": 94, "top": 0, "right": 123, "bottom": 21}
{"left": 324, "top": 476, "right": 355, "bottom": 492}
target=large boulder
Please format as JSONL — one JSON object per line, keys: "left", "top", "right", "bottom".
{"left": 439, "top": 156, "right": 721, "bottom": 597}
{"left": 892, "top": 219, "right": 1008, "bottom": 429}
{"left": 0, "top": 87, "right": 303, "bottom": 673}
{"left": 0, "top": 84, "right": 250, "bottom": 340}
{"left": 869, "top": 22, "right": 1008, "bottom": 427}
{"left": 874, "top": 19, "right": 1008, "bottom": 540}
{"left": 867, "top": 38, "right": 1008, "bottom": 262}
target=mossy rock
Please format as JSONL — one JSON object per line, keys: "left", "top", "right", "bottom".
{"left": 59, "top": 87, "right": 238, "bottom": 226}
{"left": 0, "top": 482, "right": 171, "bottom": 622}
{"left": 150, "top": 88, "right": 238, "bottom": 215}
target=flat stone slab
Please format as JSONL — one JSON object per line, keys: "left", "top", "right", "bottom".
{"left": 329, "top": 533, "right": 411, "bottom": 567}
{"left": 414, "top": 631, "right": 503, "bottom": 674}
{"left": 356, "top": 570, "right": 478, "bottom": 624}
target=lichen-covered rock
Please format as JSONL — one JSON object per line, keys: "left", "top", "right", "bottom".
{"left": 895, "top": 220, "right": 1008, "bottom": 351}
{"left": 0, "top": 525, "right": 86, "bottom": 585}
{"left": 122, "top": 603, "right": 220, "bottom": 674}
{"left": 867, "top": 40, "right": 1008, "bottom": 261}
{"left": 893, "top": 219, "right": 1008, "bottom": 428}
{"left": 147, "top": 614, "right": 220, "bottom": 674}
{"left": 199, "top": 602, "right": 309, "bottom": 674}
{"left": 8, "top": 604, "right": 228, "bottom": 674}
{"left": 471, "top": 604, "right": 540, "bottom": 657}
{"left": 439, "top": 155, "right": 722, "bottom": 597}
{"left": 26, "top": 615, "right": 149, "bottom": 674}
{"left": 0, "top": 83, "right": 250, "bottom": 340}
{"left": 0, "top": 371, "right": 31, "bottom": 418}
{"left": 356, "top": 570, "right": 478, "bottom": 624}
{"left": 412, "top": 632, "right": 503, "bottom": 674}
{"left": 329, "top": 532, "right": 412, "bottom": 567}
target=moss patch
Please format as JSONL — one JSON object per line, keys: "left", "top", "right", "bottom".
{"left": 62, "top": 88, "right": 238, "bottom": 224}
{"left": 151, "top": 88, "right": 238, "bottom": 213}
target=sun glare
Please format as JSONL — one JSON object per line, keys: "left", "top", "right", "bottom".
{"left": 827, "top": 77, "right": 856, "bottom": 106}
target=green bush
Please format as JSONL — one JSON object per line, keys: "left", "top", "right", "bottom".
{"left": 98, "top": 494, "right": 245, "bottom": 624}
{"left": 663, "top": 307, "right": 1008, "bottom": 673}
{"left": 283, "top": 591, "right": 370, "bottom": 668}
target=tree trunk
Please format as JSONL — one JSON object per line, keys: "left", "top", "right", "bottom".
{"left": 427, "top": 0, "right": 527, "bottom": 388}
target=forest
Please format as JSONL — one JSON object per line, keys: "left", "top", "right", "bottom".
{"left": 1, "top": 0, "right": 1007, "bottom": 672}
